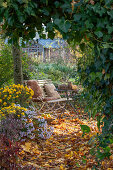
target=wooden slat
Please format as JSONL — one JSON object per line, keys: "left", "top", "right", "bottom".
{"left": 47, "top": 98, "right": 72, "bottom": 103}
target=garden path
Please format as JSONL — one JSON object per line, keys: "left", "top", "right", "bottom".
{"left": 19, "top": 105, "right": 113, "bottom": 170}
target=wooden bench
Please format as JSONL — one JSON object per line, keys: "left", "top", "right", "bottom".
{"left": 24, "top": 79, "right": 73, "bottom": 114}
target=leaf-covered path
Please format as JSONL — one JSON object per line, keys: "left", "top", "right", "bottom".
{"left": 19, "top": 107, "right": 113, "bottom": 170}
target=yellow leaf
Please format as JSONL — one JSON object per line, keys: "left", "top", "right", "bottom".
{"left": 109, "top": 154, "right": 113, "bottom": 160}
{"left": 32, "top": 148, "right": 40, "bottom": 154}
{"left": 70, "top": 151, "right": 73, "bottom": 157}
{"left": 65, "top": 154, "right": 70, "bottom": 158}
{"left": 102, "top": 161, "right": 105, "bottom": 167}
{"left": 60, "top": 164, "right": 65, "bottom": 170}
{"left": 22, "top": 142, "right": 31, "bottom": 152}
{"left": 44, "top": 163, "right": 50, "bottom": 167}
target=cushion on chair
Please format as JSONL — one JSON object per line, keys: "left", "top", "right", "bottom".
{"left": 44, "top": 84, "right": 61, "bottom": 99}
{"left": 27, "top": 80, "right": 44, "bottom": 98}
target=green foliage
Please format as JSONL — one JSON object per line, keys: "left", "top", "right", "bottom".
{"left": 80, "top": 124, "right": 90, "bottom": 136}
{"left": 22, "top": 52, "right": 35, "bottom": 80}
{"left": 32, "top": 61, "right": 78, "bottom": 85}
{"left": 0, "top": 39, "right": 13, "bottom": 87}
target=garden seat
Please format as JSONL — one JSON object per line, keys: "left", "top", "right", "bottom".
{"left": 24, "top": 79, "right": 72, "bottom": 114}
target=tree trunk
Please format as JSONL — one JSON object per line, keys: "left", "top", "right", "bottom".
{"left": 12, "top": 44, "right": 23, "bottom": 85}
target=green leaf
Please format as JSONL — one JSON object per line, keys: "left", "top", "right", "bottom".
{"left": 8, "top": 16, "right": 14, "bottom": 26}
{"left": 110, "top": 53, "right": 113, "bottom": 60}
{"left": 80, "top": 125, "right": 90, "bottom": 134}
{"left": 17, "top": 0, "right": 23, "bottom": 4}
{"left": 73, "top": 14, "right": 81, "bottom": 21}
{"left": 42, "top": 8, "right": 49, "bottom": 16}
{"left": 25, "top": 7, "right": 32, "bottom": 15}
{"left": 97, "top": 115, "right": 101, "bottom": 130}
{"left": 102, "top": 43, "right": 113, "bottom": 49}
{"left": 96, "top": 72, "right": 102, "bottom": 80}
{"left": 76, "top": 162, "right": 80, "bottom": 167}
{"left": 60, "top": 21, "right": 71, "bottom": 33}
{"left": 54, "top": 18, "right": 61, "bottom": 25}
{"left": 54, "top": 18, "right": 71, "bottom": 33}
{"left": 18, "top": 15, "right": 25, "bottom": 23}
{"left": 12, "top": 3, "right": 18, "bottom": 10}
{"left": 62, "top": 22, "right": 70, "bottom": 33}
{"left": 4, "top": 9, "right": 9, "bottom": 19}
{"left": 107, "top": 10, "right": 113, "bottom": 18}
{"left": 82, "top": 158, "right": 87, "bottom": 164}
{"left": 106, "top": 25, "right": 113, "bottom": 34}
{"left": 89, "top": 72, "right": 96, "bottom": 81}
{"left": 54, "top": 1, "right": 60, "bottom": 8}
{"left": 94, "top": 31, "right": 103, "bottom": 38}
{"left": 85, "top": 20, "right": 94, "bottom": 29}
{"left": 104, "top": 74, "right": 110, "bottom": 80}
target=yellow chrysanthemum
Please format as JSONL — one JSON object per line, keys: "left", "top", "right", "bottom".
{"left": 2, "top": 114, "right": 5, "bottom": 117}
{"left": 3, "top": 102, "right": 7, "bottom": 106}
{"left": 21, "top": 112, "right": 25, "bottom": 116}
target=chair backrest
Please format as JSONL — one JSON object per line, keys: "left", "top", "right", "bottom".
{"left": 37, "top": 79, "right": 52, "bottom": 88}
{"left": 24, "top": 79, "right": 53, "bottom": 98}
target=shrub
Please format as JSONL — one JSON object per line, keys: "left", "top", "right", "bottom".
{"left": 0, "top": 84, "right": 34, "bottom": 110}
{"left": 33, "top": 61, "right": 78, "bottom": 84}
{"left": 0, "top": 84, "right": 54, "bottom": 141}
{"left": 0, "top": 39, "right": 13, "bottom": 87}
{"left": 0, "top": 84, "right": 34, "bottom": 141}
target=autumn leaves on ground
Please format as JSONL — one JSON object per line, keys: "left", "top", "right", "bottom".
{"left": 18, "top": 106, "right": 113, "bottom": 170}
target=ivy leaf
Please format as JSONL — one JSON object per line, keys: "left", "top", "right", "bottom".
{"left": 8, "top": 16, "right": 14, "bottom": 26}
{"left": 12, "top": 3, "right": 18, "bottom": 11}
{"left": 54, "top": 1, "right": 60, "bottom": 8}
{"left": 54, "top": 18, "right": 61, "bottom": 25}
{"left": 42, "top": 8, "right": 49, "bottom": 16}
{"left": 80, "top": 125, "right": 90, "bottom": 134}
{"left": 106, "top": 25, "right": 113, "bottom": 34}
{"left": 94, "top": 31, "right": 103, "bottom": 38}
{"left": 18, "top": 15, "right": 25, "bottom": 23}
{"left": 25, "top": 7, "right": 32, "bottom": 15}
{"left": 17, "top": 0, "right": 23, "bottom": 4}
{"left": 85, "top": 20, "right": 94, "bottom": 29}
{"left": 60, "top": 21, "right": 71, "bottom": 33}
{"left": 107, "top": 10, "right": 113, "bottom": 18}
{"left": 54, "top": 19, "right": 71, "bottom": 33}
{"left": 73, "top": 14, "right": 81, "bottom": 21}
